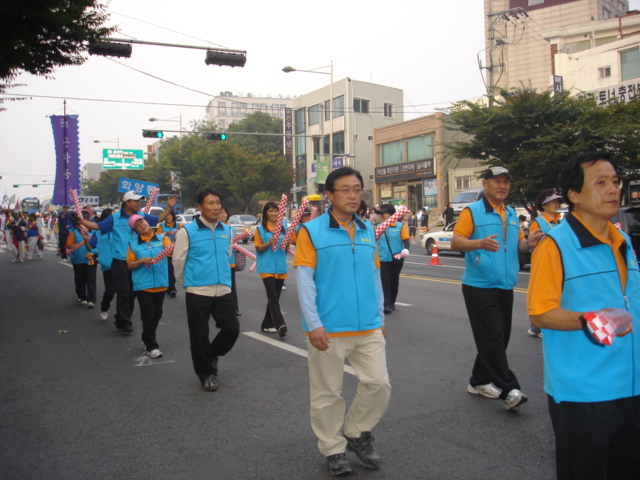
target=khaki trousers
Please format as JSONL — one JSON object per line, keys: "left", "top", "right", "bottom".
{"left": 307, "top": 329, "right": 391, "bottom": 456}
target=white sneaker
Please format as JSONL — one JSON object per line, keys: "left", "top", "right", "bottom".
{"left": 147, "top": 349, "right": 163, "bottom": 358}
{"left": 281, "top": 285, "right": 286, "bottom": 290}
{"left": 262, "top": 327, "right": 277, "bottom": 333}
{"left": 80, "top": 300, "right": 88, "bottom": 306}
{"left": 504, "top": 389, "right": 528, "bottom": 410}
{"left": 86, "top": 302, "right": 95, "bottom": 309}
{"left": 467, "top": 383, "right": 502, "bottom": 399}
{"left": 100, "top": 311, "right": 108, "bottom": 321}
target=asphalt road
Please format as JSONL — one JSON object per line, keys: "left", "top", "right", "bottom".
{"left": 0, "top": 241, "right": 554, "bottom": 480}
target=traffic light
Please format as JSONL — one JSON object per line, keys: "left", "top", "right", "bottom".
{"left": 13, "top": 184, "right": 20, "bottom": 188}
{"left": 88, "top": 41, "right": 132, "bottom": 58}
{"left": 207, "top": 133, "right": 227, "bottom": 141}
{"left": 205, "top": 50, "right": 246, "bottom": 68}
{"left": 143, "top": 130, "right": 164, "bottom": 138}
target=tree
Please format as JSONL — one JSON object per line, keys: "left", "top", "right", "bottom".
{"left": 445, "top": 87, "right": 640, "bottom": 212}
{"left": 226, "top": 112, "right": 284, "bottom": 154}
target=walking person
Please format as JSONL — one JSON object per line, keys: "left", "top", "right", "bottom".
{"left": 419, "top": 206, "right": 430, "bottom": 239}
{"left": 407, "top": 210, "right": 418, "bottom": 243}
{"left": 173, "top": 188, "right": 240, "bottom": 392}
{"left": 95, "top": 208, "right": 116, "bottom": 321}
{"left": 127, "top": 215, "right": 170, "bottom": 359}
{"left": 375, "top": 204, "right": 410, "bottom": 314}
{"left": 294, "top": 167, "right": 390, "bottom": 476}
{"left": 443, "top": 202, "right": 454, "bottom": 228}
{"left": 451, "top": 166, "right": 542, "bottom": 410}
{"left": 66, "top": 212, "right": 98, "bottom": 308}
{"left": 58, "top": 205, "right": 73, "bottom": 262}
{"left": 526, "top": 188, "right": 563, "bottom": 338}
{"left": 26, "top": 213, "right": 42, "bottom": 260}
{"left": 156, "top": 210, "right": 179, "bottom": 298}
{"left": 9, "top": 210, "right": 27, "bottom": 263}
{"left": 78, "top": 191, "right": 177, "bottom": 333}
{"left": 528, "top": 151, "right": 640, "bottom": 480}
{"left": 254, "top": 201, "right": 290, "bottom": 337}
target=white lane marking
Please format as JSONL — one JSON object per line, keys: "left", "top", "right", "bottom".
{"left": 394, "top": 302, "right": 412, "bottom": 307}
{"left": 133, "top": 353, "right": 176, "bottom": 366}
{"left": 243, "top": 331, "right": 356, "bottom": 376}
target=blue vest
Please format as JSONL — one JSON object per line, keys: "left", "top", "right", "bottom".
{"left": 377, "top": 221, "right": 404, "bottom": 262}
{"left": 256, "top": 220, "right": 289, "bottom": 275}
{"left": 69, "top": 228, "right": 95, "bottom": 265}
{"left": 301, "top": 211, "right": 382, "bottom": 333}
{"left": 95, "top": 230, "right": 113, "bottom": 271}
{"left": 107, "top": 210, "right": 159, "bottom": 261}
{"left": 534, "top": 214, "right": 558, "bottom": 234}
{"left": 542, "top": 213, "right": 640, "bottom": 403}
{"left": 182, "top": 217, "right": 232, "bottom": 288}
{"left": 159, "top": 221, "right": 179, "bottom": 244}
{"left": 129, "top": 233, "right": 169, "bottom": 291}
{"left": 461, "top": 198, "right": 520, "bottom": 289}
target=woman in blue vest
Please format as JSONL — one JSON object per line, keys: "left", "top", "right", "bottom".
{"left": 526, "top": 188, "right": 563, "bottom": 338}
{"left": 95, "top": 208, "right": 116, "bottom": 321}
{"left": 156, "top": 210, "right": 179, "bottom": 298}
{"left": 255, "top": 201, "right": 290, "bottom": 337}
{"left": 126, "top": 215, "right": 170, "bottom": 358}
{"left": 66, "top": 212, "right": 98, "bottom": 308}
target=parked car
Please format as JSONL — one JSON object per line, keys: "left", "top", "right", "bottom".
{"left": 228, "top": 218, "right": 251, "bottom": 243}
{"left": 250, "top": 216, "right": 263, "bottom": 241}
{"left": 183, "top": 208, "right": 198, "bottom": 215}
{"left": 175, "top": 214, "right": 194, "bottom": 228}
{"left": 147, "top": 206, "right": 164, "bottom": 217}
{"left": 420, "top": 221, "right": 463, "bottom": 256}
{"left": 229, "top": 214, "right": 257, "bottom": 227}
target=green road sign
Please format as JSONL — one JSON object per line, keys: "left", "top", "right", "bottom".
{"left": 102, "top": 149, "right": 145, "bottom": 170}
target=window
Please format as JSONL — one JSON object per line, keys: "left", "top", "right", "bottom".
{"left": 325, "top": 100, "right": 331, "bottom": 121}
{"left": 353, "top": 98, "right": 370, "bottom": 114}
{"left": 332, "top": 95, "right": 344, "bottom": 118}
{"left": 384, "top": 103, "right": 393, "bottom": 118}
{"left": 332, "top": 132, "right": 345, "bottom": 155}
{"left": 308, "top": 104, "right": 320, "bottom": 126}
{"left": 218, "top": 102, "right": 227, "bottom": 115}
{"left": 379, "top": 140, "right": 404, "bottom": 166}
{"left": 621, "top": 48, "right": 640, "bottom": 82}
{"left": 603, "top": 8, "right": 611, "bottom": 19}
{"left": 528, "top": 0, "right": 544, "bottom": 5}
{"left": 598, "top": 66, "right": 611, "bottom": 78}
{"left": 295, "top": 108, "right": 306, "bottom": 134}
{"left": 455, "top": 177, "right": 471, "bottom": 190}
{"left": 407, "top": 134, "right": 434, "bottom": 162}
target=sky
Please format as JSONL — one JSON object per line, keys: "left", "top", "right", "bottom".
{"left": 1, "top": 0, "right": 639, "bottom": 203}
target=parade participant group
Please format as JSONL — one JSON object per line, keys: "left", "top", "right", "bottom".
{"left": 3, "top": 153, "right": 639, "bottom": 479}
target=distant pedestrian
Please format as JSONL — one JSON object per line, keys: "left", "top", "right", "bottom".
{"left": 443, "top": 203, "right": 454, "bottom": 228}
{"left": 156, "top": 210, "right": 179, "bottom": 298}
{"left": 407, "top": 210, "right": 418, "bottom": 243}
{"left": 66, "top": 212, "right": 98, "bottom": 308}
{"left": 58, "top": 205, "right": 73, "bottom": 262}
{"left": 419, "top": 206, "right": 429, "bottom": 239}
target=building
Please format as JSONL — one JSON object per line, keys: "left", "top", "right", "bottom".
{"left": 544, "top": 10, "right": 640, "bottom": 101}
{"left": 483, "top": 0, "right": 632, "bottom": 95}
{"left": 81, "top": 163, "right": 103, "bottom": 181}
{"left": 205, "top": 91, "right": 293, "bottom": 130}
{"left": 291, "top": 79, "right": 404, "bottom": 206}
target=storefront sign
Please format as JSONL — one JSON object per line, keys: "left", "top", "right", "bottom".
{"left": 375, "top": 159, "right": 434, "bottom": 182}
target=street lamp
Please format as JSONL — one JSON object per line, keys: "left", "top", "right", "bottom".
{"left": 283, "top": 62, "right": 334, "bottom": 195}
{"left": 149, "top": 114, "right": 182, "bottom": 138}
{"left": 93, "top": 137, "right": 120, "bottom": 148}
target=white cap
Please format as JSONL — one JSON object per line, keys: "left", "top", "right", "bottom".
{"left": 123, "top": 191, "right": 144, "bottom": 202}
{"left": 542, "top": 193, "right": 563, "bottom": 205}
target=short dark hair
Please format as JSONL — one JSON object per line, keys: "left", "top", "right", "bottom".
{"left": 99, "top": 208, "right": 114, "bottom": 221}
{"left": 535, "top": 188, "right": 558, "bottom": 212}
{"left": 325, "top": 166, "right": 363, "bottom": 192}
{"left": 560, "top": 151, "right": 618, "bottom": 211}
{"left": 196, "top": 188, "right": 222, "bottom": 206}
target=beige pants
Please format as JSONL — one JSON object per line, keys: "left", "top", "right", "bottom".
{"left": 307, "top": 329, "right": 391, "bottom": 456}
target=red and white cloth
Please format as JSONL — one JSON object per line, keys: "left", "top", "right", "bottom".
{"left": 583, "top": 309, "right": 633, "bottom": 346}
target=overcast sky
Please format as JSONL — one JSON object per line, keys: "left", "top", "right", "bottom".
{"left": 2, "top": 0, "right": 639, "bottom": 203}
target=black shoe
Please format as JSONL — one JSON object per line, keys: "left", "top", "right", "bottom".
{"left": 277, "top": 324, "right": 287, "bottom": 338}
{"left": 121, "top": 323, "right": 133, "bottom": 333}
{"left": 383, "top": 306, "right": 391, "bottom": 314}
{"left": 345, "top": 432, "right": 380, "bottom": 469}
{"left": 168, "top": 290, "right": 176, "bottom": 298}
{"left": 236, "top": 311, "right": 242, "bottom": 316}
{"left": 202, "top": 375, "right": 218, "bottom": 392}
{"left": 390, "top": 304, "right": 396, "bottom": 311}
{"left": 327, "top": 453, "right": 351, "bottom": 476}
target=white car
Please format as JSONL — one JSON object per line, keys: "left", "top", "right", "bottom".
{"left": 420, "top": 221, "right": 463, "bottom": 256}
{"left": 175, "top": 214, "right": 194, "bottom": 228}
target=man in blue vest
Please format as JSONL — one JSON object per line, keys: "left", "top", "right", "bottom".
{"left": 79, "top": 191, "right": 177, "bottom": 333}
{"left": 528, "top": 151, "right": 640, "bottom": 479}
{"left": 451, "top": 166, "right": 542, "bottom": 410}
{"left": 172, "top": 188, "right": 239, "bottom": 393}
{"left": 294, "top": 167, "right": 389, "bottom": 476}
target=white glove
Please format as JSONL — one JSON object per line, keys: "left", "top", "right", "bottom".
{"left": 401, "top": 248, "right": 409, "bottom": 257}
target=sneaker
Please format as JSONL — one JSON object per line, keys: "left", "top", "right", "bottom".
{"left": 383, "top": 306, "right": 391, "bottom": 314}
{"left": 80, "top": 300, "right": 88, "bottom": 306}
{"left": 281, "top": 285, "right": 286, "bottom": 291}
{"left": 100, "top": 311, "right": 108, "bottom": 321}
{"left": 467, "top": 383, "right": 502, "bottom": 399}
{"left": 327, "top": 453, "right": 352, "bottom": 477}
{"left": 121, "top": 323, "right": 133, "bottom": 333}
{"left": 147, "top": 349, "right": 163, "bottom": 358}
{"left": 345, "top": 432, "right": 380, "bottom": 469}
{"left": 169, "top": 290, "right": 176, "bottom": 298}
{"left": 62, "top": 258, "right": 68, "bottom": 263}
{"left": 202, "top": 375, "right": 218, "bottom": 392}
{"left": 527, "top": 327, "right": 543, "bottom": 338}
{"left": 86, "top": 302, "right": 95, "bottom": 309}
{"left": 504, "top": 389, "right": 528, "bottom": 410}
{"left": 277, "top": 324, "right": 287, "bottom": 338}
{"left": 390, "top": 304, "right": 396, "bottom": 311}
{"left": 262, "top": 327, "right": 277, "bottom": 333}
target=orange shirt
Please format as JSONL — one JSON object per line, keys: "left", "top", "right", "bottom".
{"left": 527, "top": 212, "right": 627, "bottom": 316}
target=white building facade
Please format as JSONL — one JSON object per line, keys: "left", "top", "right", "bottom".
{"left": 205, "top": 91, "right": 293, "bottom": 130}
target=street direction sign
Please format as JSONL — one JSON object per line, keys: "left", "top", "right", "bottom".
{"left": 102, "top": 149, "right": 145, "bottom": 170}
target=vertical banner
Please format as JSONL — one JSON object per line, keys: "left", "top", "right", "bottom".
{"left": 170, "top": 171, "right": 181, "bottom": 191}
{"left": 283, "top": 107, "right": 293, "bottom": 156}
{"left": 50, "top": 115, "right": 81, "bottom": 205}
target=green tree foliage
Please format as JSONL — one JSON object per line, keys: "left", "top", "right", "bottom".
{"left": 82, "top": 170, "right": 131, "bottom": 206}
{"left": 445, "top": 87, "right": 640, "bottom": 212}
{"left": 226, "top": 111, "right": 284, "bottom": 154}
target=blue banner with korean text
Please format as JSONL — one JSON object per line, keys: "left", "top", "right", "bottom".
{"left": 117, "top": 177, "right": 159, "bottom": 197}
{"left": 50, "top": 115, "right": 81, "bottom": 206}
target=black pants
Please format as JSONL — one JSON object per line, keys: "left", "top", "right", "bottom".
{"left": 380, "top": 259, "right": 404, "bottom": 308}
{"left": 72, "top": 263, "right": 97, "bottom": 303}
{"left": 167, "top": 256, "right": 176, "bottom": 294}
{"left": 261, "top": 277, "right": 285, "bottom": 330}
{"left": 100, "top": 268, "right": 116, "bottom": 313}
{"left": 462, "top": 284, "right": 519, "bottom": 399}
{"left": 231, "top": 267, "right": 239, "bottom": 313}
{"left": 136, "top": 290, "right": 165, "bottom": 351}
{"left": 58, "top": 231, "right": 68, "bottom": 259}
{"left": 111, "top": 259, "right": 135, "bottom": 329}
{"left": 548, "top": 395, "right": 640, "bottom": 480}
{"left": 185, "top": 292, "right": 239, "bottom": 382}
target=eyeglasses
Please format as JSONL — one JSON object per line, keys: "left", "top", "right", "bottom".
{"left": 332, "top": 188, "right": 363, "bottom": 196}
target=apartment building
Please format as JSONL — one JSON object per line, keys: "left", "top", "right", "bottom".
{"left": 205, "top": 91, "right": 293, "bottom": 130}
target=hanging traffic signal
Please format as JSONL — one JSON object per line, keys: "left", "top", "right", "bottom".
{"left": 143, "top": 130, "right": 164, "bottom": 138}
{"left": 207, "top": 133, "right": 228, "bottom": 141}
{"left": 88, "top": 42, "right": 132, "bottom": 58}
{"left": 205, "top": 50, "right": 246, "bottom": 68}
